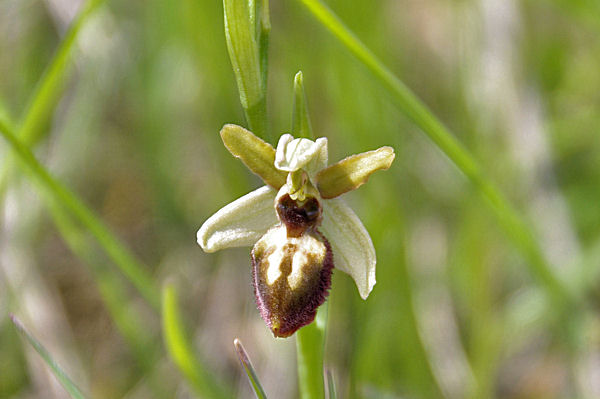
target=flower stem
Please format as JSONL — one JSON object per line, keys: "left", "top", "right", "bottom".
{"left": 296, "top": 302, "right": 328, "bottom": 399}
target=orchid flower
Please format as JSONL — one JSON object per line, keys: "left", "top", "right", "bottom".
{"left": 197, "top": 124, "right": 395, "bottom": 337}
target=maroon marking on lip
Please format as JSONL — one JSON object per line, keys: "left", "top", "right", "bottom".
{"left": 276, "top": 194, "right": 322, "bottom": 238}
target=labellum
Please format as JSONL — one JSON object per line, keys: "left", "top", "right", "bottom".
{"left": 251, "top": 192, "right": 333, "bottom": 337}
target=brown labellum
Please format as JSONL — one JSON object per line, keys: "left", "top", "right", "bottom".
{"left": 251, "top": 194, "right": 333, "bottom": 338}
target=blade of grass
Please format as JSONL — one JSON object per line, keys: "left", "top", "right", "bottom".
{"left": 0, "top": 117, "right": 160, "bottom": 310}
{"left": 234, "top": 338, "right": 268, "bottom": 399}
{"left": 324, "top": 368, "right": 336, "bottom": 399}
{"left": 0, "top": 0, "right": 105, "bottom": 200}
{"left": 18, "top": 0, "right": 105, "bottom": 145}
{"left": 296, "top": 302, "right": 328, "bottom": 399}
{"left": 298, "top": 0, "right": 574, "bottom": 308}
{"left": 161, "top": 283, "right": 231, "bottom": 399}
{"left": 48, "top": 201, "right": 157, "bottom": 368}
{"left": 10, "top": 315, "right": 88, "bottom": 399}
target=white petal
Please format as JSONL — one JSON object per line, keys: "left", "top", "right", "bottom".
{"left": 275, "top": 134, "right": 328, "bottom": 175}
{"left": 320, "top": 198, "right": 376, "bottom": 299}
{"left": 197, "top": 186, "right": 278, "bottom": 253}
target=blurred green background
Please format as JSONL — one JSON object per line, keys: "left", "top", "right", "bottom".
{"left": 1, "top": 0, "right": 600, "bottom": 398}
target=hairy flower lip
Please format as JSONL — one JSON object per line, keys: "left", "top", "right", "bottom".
{"left": 252, "top": 226, "right": 334, "bottom": 338}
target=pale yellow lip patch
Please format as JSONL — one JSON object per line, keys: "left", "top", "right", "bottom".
{"left": 261, "top": 227, "right": 327, "bottom": 290}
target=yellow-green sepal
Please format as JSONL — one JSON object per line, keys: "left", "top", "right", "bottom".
{"left": 316, "top": 146, "right": 395, "bottom": 199}
{"left": 220, "top": 124, "right": 287, "bottom": 189}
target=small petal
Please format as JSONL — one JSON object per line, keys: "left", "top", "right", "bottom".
{"left": 220, "top": 124, "right": 287, "bottom": 189}
{"left": 316, "top": 146, "right": 395, "bottom": 199}
{"left": 320, "top": 198, "right": 376, "bottom": 299}
{"left": 275, "top": 134, "right": 328, "bottom": 176}
{"left": 197, "top": 186, "right": 278, "bottom": 252}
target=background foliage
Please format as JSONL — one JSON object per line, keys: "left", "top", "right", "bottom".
{"left": 1, "top": 0, "right": 599, "bottom": 398}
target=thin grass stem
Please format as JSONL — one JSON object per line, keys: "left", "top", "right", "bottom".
{"left": 298, "top": 0, "right": 575, "bottom": 308}
{"left": 0, "top": 117, "right": 160, "bottom": 310}
{"left": 49, "top": 202, "right": 158, "bottom": 369}
{"left": 234, "top": 338, "right": 268, "bottom": 399}
{"left": 11, "top": 315, "right": 88, "bottom": 399}
{"left": 0, "top": 0, "right": 105, "bottom": 200}
{"left": 324, "top": 368, "right": 336, "bottom": 399}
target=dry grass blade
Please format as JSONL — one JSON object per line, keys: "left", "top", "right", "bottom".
{"left": 234, "top": 338, "right": 268, "bottom": 399}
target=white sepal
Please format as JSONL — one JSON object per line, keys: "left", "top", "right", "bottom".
{"left": 275, "top": 134, "right": 328, "bottom": 176}
{"left": 197, "top": 186, "right": 278, "bottom": 253}
{"left": 320, "top": 198, "right": 376, "bottom": 299}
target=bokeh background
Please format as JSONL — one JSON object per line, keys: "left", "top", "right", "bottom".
{"left": 1, "top": 0, "right": 600, "bottom": 398}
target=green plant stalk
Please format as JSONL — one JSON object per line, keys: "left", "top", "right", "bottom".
{"left": 296, "top": 302, "right": 328, "bottom": 399}
{"left": 162, "top": 283, "right": 231, "bottom": 399}
{"left": 298, "top": 0, "right": 574, "bottom": 308}
{"left": 0, "top": 0, "right": 105, "bottom": 200}
{"left": 0, "top": 118, "right": 160, "bottom": 310}
{"left": 11, "top": 315, "right": 88, "bottom": 399}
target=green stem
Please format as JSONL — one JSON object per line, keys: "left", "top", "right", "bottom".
{"left": 0, "top": 117, "right": 160, "bottom": 310}
{"left": 298, "top": 0, "right": 575, "bottom": 308}
{"left": 296, "top": 302, "right": 328, "bottom": 399}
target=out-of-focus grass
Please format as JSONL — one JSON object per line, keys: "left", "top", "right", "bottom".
{"left": 10, "top": 315, "right": 88, "bottom": 399}
{"left": 1, "top": 0, "right": 599, "bottom": 398}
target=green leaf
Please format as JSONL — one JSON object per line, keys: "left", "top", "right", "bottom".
{"left": 220, "top": 124, "right": 287, "bottom": 188}
{"left": 11, "top": 315, "right": 88, "bottom": 399}
{"left": 234, "top": 338, "right": 268, "bottom": 399}
{"left": 161, "top": 283, "right": 230, "bottom": 399}
{"left": 224, "top": 0, "right": 269, "bottom": 138}
{"left": 291, "top": 71, "right": 314, "bottom": 139}
{"left": 316, "top": 146, "right": 395, "bottom": 199}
